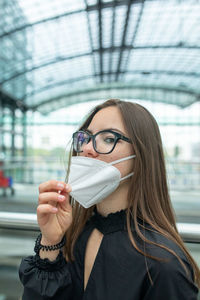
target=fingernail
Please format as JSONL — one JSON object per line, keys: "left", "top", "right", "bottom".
{"left": 65, "top": 184, "right": 70, "bottom": 191}
{"left": 57, "top": 183, "right": 64, "bottom": 189}
{"left": 52, "top": 207, "right": 58, "bottom": 212}
{"left": 58, "top": 195, "right": 65, "bottom": 201}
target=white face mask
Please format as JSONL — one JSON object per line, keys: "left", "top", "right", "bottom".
{"left": 68, "top": 155, "right": 136, "bottom": 208}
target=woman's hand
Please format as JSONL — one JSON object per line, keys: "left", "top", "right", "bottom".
{"left": 37, "top": 180, "right": 72, "bottom": 245}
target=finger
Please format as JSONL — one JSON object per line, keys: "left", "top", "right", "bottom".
{"left": 59, "top": 197, "right": 72, "bottom": 212}
{"left": 38, "top": 192, "right": 67, "bottom": 205}
{"left": 37, "top": 204, "right": 58, "bottom": 215}
{"left": 59, "top": 184, "right": 72, "bottom": 211}
{"left": 39, "top": 180, "right": 68, "bottom": 194}
{"left": 62, "top": 184, "right": 72, "bottom": 194}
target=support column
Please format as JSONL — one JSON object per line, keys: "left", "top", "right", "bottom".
{"left": 1, "top": 103, "right": 6, "bottom": 156}
{"left": 0, "top": 99, "right": 3, "bottom": 155}
{"left": 22, "top": 110, "right": 27, "bottom": 158}
{"left": 11, "top": 108, "right": 16, "bottom": 158}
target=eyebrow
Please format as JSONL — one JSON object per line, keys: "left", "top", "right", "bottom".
{"left": 86, "top": 127, "right": 127, "bottom": 136}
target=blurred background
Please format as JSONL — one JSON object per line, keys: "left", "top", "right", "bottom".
{"left": 0, "top": 0, "right": 200, "bottom": 299}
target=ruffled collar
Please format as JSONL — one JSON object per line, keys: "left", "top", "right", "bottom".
{"left": 89, "top": 206, "right": 128, "bottom": 235}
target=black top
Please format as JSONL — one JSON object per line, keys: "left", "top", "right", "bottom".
{"left": 19, "top": 208, "right": 199, "bottom": 300}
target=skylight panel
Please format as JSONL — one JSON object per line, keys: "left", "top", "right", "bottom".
{"left": 102, "top": 51, "right": 110, "bottom": 73}
{"left": 87, "top": 0, "right": 97, "bottom": 5}
{"left": 1, "top": 0, "right": 199, "bottom": 110}
{"left": 114, "top": 5, "right": 127, "bottom": 47}
{"left": 88, "top": 10, "right": 99, "bottom": 49}
{"left": 18, "top": 0, "right": 85, "bottom": 24}
{"left": 135, "top": 3, "right": 182, "bottom": 46}
{"left": 32, "top": 55, "right": 93, "bottom": 91}
{"left": 102, "top": 8, "right": 113, "bottom": 48}
{"left": 120, "top": 50, "right": 130, "bottom": 72}
{"left": 125, "top": 4, "right": 141, "bottom": 45}
{"left": 110, "top": 50, "right": 120, "bottom": 73}
{"left": 29, "top": 12, "right": 90, "bottom": 68}
{"left": 127, "top": 49, "right": 158, "bottom": 71}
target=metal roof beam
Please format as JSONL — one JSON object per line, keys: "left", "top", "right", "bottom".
{"left": 23, "top": 70, "right": 200, "bottom": 99}
{"left": 122, "top": 0, "right": 145, "bottom": 74}
{"left": 0, "top": 0, "right": 143, "bottom": 39}
{"left": 1, "top": 44, "right": 199, "bottom": 85}
{"left": 0, "top": 52, "right": 92, "bottom": 84}
{"left": 84, "top": 0, "right": 97, "bottom": 78}
{"left": 0, "top": 90, "right": 28, "bottom": 111}
{"left": 98, "top": 0, "right": 103, "bottom": 83}
{"left": 30, "top": 84, "right": 200, "bottom": 114}
{"left": 109, "top": 0, "right": 116, "bottom": 82}
{"left": 0, "top": 9, "right": 84, "bottom": 39}
{"left": 116, "top": 0, "right": 132, "bottom": 80}
{"left": 87, "top": 0, "right": 144, "bottom": 11}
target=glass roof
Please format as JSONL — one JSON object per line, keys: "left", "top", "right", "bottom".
{"left": 0, "top": 0, "right": 199, "bottom": 114}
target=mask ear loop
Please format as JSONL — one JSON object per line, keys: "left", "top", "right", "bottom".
{"left": 109, "top": 154, "right": 136, "bottom": 166}
{"left": 109, "top": 154, "right": 136, "bottom": 181}
{"left": 120, "top": 172, "right": 134, "bottom": 182}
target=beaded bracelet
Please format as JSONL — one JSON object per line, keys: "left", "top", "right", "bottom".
{"left": 34, "top": 233, "right": 66, "bottom": 255}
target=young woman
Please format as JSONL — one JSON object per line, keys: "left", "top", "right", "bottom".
{"left": 19, "top": 99, "right": 200, "bottom": 299}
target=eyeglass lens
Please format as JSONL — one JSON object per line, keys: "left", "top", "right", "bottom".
{"left": 73, "top": 131, "right": 117, "bottom": 154}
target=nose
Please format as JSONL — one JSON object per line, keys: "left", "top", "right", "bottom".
{"left": 82, "top": 139, "right": 98, "bottom": 158}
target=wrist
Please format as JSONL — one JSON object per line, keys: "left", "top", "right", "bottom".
{"left": 41, "top": 236, "right": 63, "bottom": 246}
{"left": 34, "top": 233, "right": 66, "bottom": 255}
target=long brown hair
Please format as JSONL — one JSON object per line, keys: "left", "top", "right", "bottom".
{"left": 65, "top": 99, "right": 200, "bottom": 287}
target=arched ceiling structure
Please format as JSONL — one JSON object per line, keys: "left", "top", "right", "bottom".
{"left": 0, "top": 0, "right": 200, "bottom": 114}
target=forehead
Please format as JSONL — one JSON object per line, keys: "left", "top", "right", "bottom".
{"left": 88, "top": 106, "right": 126, "bottom": 133}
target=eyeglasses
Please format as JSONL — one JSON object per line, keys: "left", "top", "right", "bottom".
{"left": 72, "top": 129, "right": 131, "bottom": 154}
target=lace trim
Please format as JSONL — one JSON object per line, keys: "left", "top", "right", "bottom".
{"left": 90, "top": 207, "right": 127, "bottom": 234}
{"left": 94, "top": 206, "right": 127, "bottom": 219}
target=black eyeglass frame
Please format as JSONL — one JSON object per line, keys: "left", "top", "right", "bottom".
{"left": 72, "top": 129, "right": 132, "bottom": 154}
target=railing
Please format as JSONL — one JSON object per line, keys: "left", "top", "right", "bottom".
{"left": 1, "top": 157, "right": 200, "bottom": 189}
{"left": 1, "top": 157, "right": 67, "bottom": 184}
{"left": 0, "top": 212, "right": 38, "bottom": 231}
{"left": 0, "top": 212, "right": 200, "bottom": 243}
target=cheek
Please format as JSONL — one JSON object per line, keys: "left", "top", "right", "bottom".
{"left": 110, "top": 145, "right": 134, "bottom": 176}
{"left": 116, "top": 159, "right": 134, "bottom": 178}
{"left": 97, "top": 151, "right": 120, "bottom": 163}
